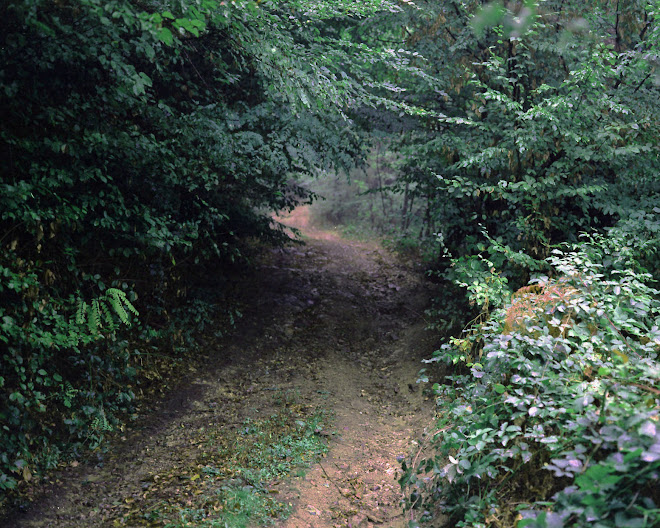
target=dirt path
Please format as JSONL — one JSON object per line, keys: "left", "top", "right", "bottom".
{"left": 7, "top": 207, "right": 439, "bottom": 528}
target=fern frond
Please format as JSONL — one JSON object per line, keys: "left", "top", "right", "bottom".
{"left": 92, "top": 409, "right": 113, "bottom": 432}
{"left": 87, "top": 300, "right": 101, "bottom": 334}
{"left": 100, "top": 301, "right": 117, "bottom": 331}
{"left": 76, "top": 300, "right": 87, "bottom": 325}
{"left": 74, "top": 288, "right": 139, "bottom": 340}
{"left": 106, "top": 288, "right": 133, "bottom": 323}
{"left": 124, "top": 298, "right": 139, "bottom": 317}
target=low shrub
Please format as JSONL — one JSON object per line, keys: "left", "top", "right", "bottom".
{"left": 402, "top": 231, "right": 660, "bottom": 527}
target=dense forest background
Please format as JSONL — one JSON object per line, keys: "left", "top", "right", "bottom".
{"left": 1, "top": 0, "right": 659, "bottom": 526}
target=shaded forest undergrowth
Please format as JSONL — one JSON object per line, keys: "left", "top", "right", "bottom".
{"left": 4, "top": 207, "right": 441, "bottom": 528}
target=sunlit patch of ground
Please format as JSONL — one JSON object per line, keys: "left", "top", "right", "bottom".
{"left": 274, "top": 205, "right": 348, "bottom": 243}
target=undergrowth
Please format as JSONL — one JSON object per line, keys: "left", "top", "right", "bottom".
{"left": 403, "top": 230, "right": 660, "bottom": 527}
{"left": 0, "top": 288, "right": 243, "bottom": 514}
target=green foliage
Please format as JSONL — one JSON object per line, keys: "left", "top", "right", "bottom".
{"left": 368, "top": 0, "right": 660, "bottom": 283}
{"left": 401, "top": 231, "right": 660, "bottom": 527}
{"left": 2, "top": 0, "right": 659, "bottom": 519}
{"left": 447, "top": 254, "right": 511, "bottom": 312}
{"left": 0, "top": 255, "right": 138, "bottom": 495}
{"left": 0, "top": 0, "right": 401, "bottom": 504}
{"left": 300, "top": 0, "right": 659, "bottom": 280}
{"left": 76, "top": 289, "right": 139, "bottom": 337}
{"left": 393, "top": 5, "right": 660, "bottom": 524}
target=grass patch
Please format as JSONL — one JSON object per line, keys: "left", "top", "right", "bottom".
{"left": 122, "top": 391, "right": 330, "bottom": 527}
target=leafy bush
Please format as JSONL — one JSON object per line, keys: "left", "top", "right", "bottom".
{"left": 0, "top": 0, "right": 383, "bottom": 503}
{"left": 0, "top": 254, "right": 139, "bottom": 494}
{"left": 402, "top": 231, "right": 660, "bottom": 527}
{"left": 372, "top": 0, "right": 660, "bottom": 284}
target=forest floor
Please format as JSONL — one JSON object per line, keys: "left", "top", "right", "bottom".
{"left": 7, "top": 207, "right": 444, "bottom": 528}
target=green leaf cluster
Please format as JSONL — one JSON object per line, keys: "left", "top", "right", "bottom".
{"left": 352, "top": 0, "right": 660, "bottom": 284}
{"left": 402, "top": 229, "right": 660, "bottom": 527}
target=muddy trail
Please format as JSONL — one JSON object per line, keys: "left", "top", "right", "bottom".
{"left": 7, "top": 207, "right": 441, "bottom": 528}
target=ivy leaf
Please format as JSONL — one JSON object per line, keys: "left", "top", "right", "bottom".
{"left": 639, "top": 421, "right": 657, "bottom": 437}
{"left": 158, "top": 27, "right": 174, "bottom": 45}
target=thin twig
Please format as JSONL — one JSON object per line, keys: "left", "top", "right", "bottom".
{"left": 318, "top": 462, "right": 358, "bottom": 499}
